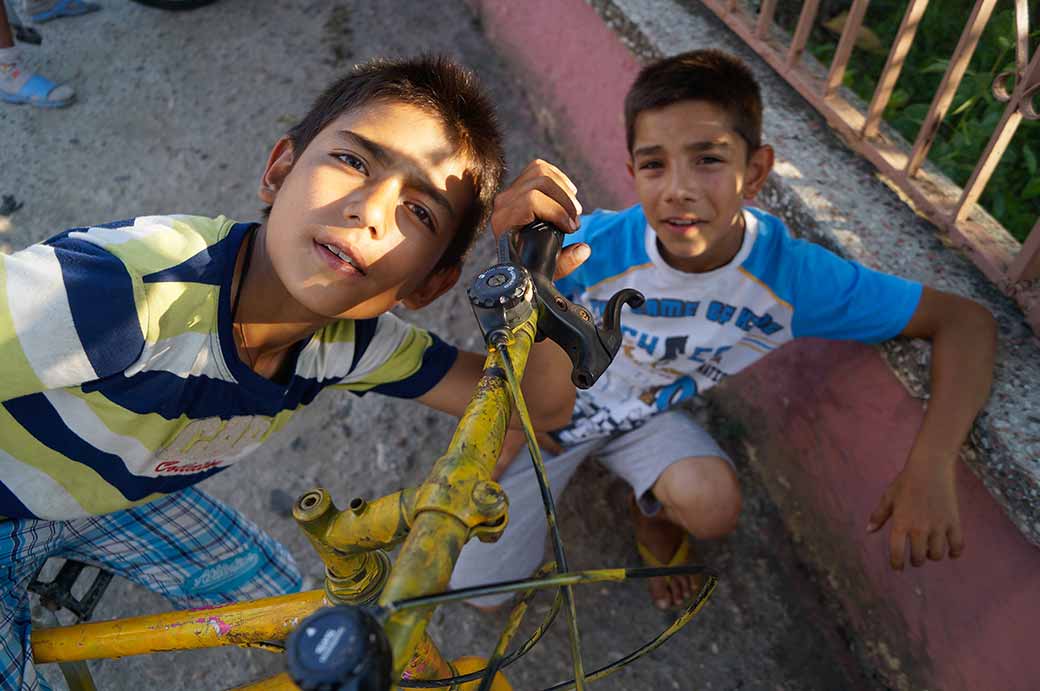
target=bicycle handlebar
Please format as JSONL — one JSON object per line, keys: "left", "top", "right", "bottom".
{"left": 477, "top": 220, "right": 645, "bottom": 389}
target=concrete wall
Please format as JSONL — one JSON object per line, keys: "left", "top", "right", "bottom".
{"left": 468, "top": 0, "right": 1040, "bottom": 689}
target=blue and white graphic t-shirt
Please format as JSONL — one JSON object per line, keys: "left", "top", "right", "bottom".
{"left": 553, "top": 205, "right": 922, "bottom": 445}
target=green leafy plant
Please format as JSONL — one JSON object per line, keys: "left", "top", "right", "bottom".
{"left": 802, "top": 2, "right": 1040, "bottom": 243}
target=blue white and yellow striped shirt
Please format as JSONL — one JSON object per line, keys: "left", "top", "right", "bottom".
{"left": 0, "top": 215, "right": 456, "bottom": 520}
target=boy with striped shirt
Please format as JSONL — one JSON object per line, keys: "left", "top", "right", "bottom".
{"left": 0, "top": 55, "right": 587, "bottom": 689}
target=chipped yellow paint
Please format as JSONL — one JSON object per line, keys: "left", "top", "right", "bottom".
{"left": 294, "top": 487, "right": 417, "bottom": 561}
{"left": 32, "top": 590, "right": 325, "bottom": 663}
{"left": 399, "top": 634, "right": 455, "bottom": 685}
{"left": 381, "top": 319, "right": 536, "bottom": 680}
{"left": 30, "top": 313, "right": 542, "bottom": 690}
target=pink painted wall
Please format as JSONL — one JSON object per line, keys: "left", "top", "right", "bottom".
{"left": 470, "top": 0, "right": 640, "bottom": 207}
{"left": 724, "top": 340, "right": 1040, "bottom": 690}
{"left": 469, "top": 0, "right": 1040, "bottom": 688}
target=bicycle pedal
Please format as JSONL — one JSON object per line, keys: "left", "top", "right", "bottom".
{"left": 11, "top": 23, "right": 43, "bottom": 45}
{"left": 29, "top": 559, "right": 113, "bottom": 623}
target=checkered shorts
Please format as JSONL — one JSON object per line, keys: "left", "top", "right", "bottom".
{"left": 0, "top": 488, "right": 301, "bottom": 691}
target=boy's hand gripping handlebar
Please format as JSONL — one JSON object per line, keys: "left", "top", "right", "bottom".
{"left": 468, "top": 220, "right": 645, "bottom": 389}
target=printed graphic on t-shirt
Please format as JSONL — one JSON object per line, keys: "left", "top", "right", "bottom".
{"left": 552, "top": 206, "right": 921, "bottom": 446}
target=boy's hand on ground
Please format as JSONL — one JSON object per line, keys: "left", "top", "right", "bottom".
{"left": 867, "top": 460, "right": 964, "bottom": 570}
{"left": 490, "top": 159, "right": 590, "bottom": 280}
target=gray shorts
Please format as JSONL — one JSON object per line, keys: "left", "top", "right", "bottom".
{"left": 449, "top": 409, "right": 730, "bottom": 606}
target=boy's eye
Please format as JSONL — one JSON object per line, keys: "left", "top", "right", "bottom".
{"left": 698, "top": 156, "right": 724, "bottom": 165}
{"left": 405, "top": 201, "right": 435, "bottom": 232}
{"left": 638, "top": 160, "right": 663, "bottom": 170}
{"left": 335, "top": 152, "right": 368, "bottom": 174}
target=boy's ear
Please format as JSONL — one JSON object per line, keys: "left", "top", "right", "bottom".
{"left": 626, "top": 157, "right": 635, "bottom": 179}
{"left": 742, "top": 144, "right": 774, "bottom": 200}
{"left": 400, "top": 263, "right": 462, "bottom": 310}
{"left": 259, "top": 136, "right": 296, "bottom": 204}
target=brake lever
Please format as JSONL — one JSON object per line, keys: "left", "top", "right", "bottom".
{"left": 469, "top": 221, "right": 643, "bottom": 388}
{"left": 512, "top": 220, "right": 644, "bottom": 388}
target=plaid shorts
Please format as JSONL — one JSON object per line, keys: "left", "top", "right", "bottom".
{"left": 0, "top": 488, "right": 301, "bottom": 691}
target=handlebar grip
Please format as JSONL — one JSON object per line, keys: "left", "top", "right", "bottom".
{"left": 513, "top": 220, "right": 563, "bottom": 282}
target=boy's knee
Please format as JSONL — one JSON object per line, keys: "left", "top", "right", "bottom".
{"left": 655, "top": 456, "right": 742, "bottom": 539}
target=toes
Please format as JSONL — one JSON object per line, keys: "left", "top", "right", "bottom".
{"left": 48, "top": 84, "right": 74, "bottom": 104}
{"left": 668, "top": 576, "right": 685, "bottom": 607}
{"left": 648, "top": 577, "right": 671, "bottom": 610}
{"left": 678, "top": 575, "right": 693, "bottom": 603}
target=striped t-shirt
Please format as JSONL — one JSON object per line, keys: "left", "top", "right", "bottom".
{"left": 0, "top": 215, "right": 457, "bottom": 520}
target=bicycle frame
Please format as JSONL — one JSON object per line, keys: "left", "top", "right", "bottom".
{"left": 31, "top": 316, "right": 539, "bottom": 690}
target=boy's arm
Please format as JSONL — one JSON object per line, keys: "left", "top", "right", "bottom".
{"left": 0, "top": 238, "right": 146, "bottom": 401}
{"left": 418, "top": 343, "right": 576, "bottom": 431}
{"left": 866, "top": 286, "right": 997, "bottom": 570}
{"left": 417, "top": 160, "right": 590, "bottom": 431}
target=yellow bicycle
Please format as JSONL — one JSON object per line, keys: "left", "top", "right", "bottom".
{"left": 30, "top": 222, "right": 718, "bottom": 690}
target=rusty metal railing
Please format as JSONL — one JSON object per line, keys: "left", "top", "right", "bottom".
{"left": 701, "top": 0, "right": 1040, "bottom": 334}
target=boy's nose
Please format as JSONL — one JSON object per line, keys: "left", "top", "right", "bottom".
{"left": 664, "top": 169, "right": 696, "bottom": 204}
{"left": 347, "top": 178, "right": 400, "bottom": 239}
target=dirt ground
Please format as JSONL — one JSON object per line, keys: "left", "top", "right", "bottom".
{"left": 1, "top": 1, "right": 882, "bottom": 689}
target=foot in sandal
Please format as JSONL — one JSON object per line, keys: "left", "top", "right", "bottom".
{"left": 631, "top": 494, "right": 703, "bottom": 610}
{"left": 0, "top": 47, "right": 73, "bottom": 107}
{"left": 26, "top": 0, "right": 101, "bottom": 24}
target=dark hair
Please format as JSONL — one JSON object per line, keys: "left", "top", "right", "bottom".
{"left": 275, "top": 55, "right": 505, "bottom": 270}
{"left": 624, "top": 49, "right": 762, "bottom": 156}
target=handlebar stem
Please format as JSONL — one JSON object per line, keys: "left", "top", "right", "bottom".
{"left": 295, "top": 487, "right": 418, "bottom": 556}
{"left": 294, "top": 488, "right": 418, "bottom": 605}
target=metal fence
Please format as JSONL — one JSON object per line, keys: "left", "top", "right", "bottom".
{"left": 700, "top": 0, "right": 1040, "bottom": 334}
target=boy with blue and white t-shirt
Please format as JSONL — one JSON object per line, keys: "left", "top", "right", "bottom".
{"left": 451, "top": 50, "right": 997, "bottom": 610}
{"left": 550, "top": 203, "right": 922, "bottom": 446}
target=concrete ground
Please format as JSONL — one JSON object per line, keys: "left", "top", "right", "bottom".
{"left": 2, "top": 1, "right": 880, "bottom": 689}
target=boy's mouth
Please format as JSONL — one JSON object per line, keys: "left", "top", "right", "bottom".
{"left": 662, "top": 217, "right": 708, "bottom": 232}
{"left": 315, "top": 240, "right": 367, "bottom": 276}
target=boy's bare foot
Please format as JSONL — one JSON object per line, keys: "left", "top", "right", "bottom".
{"left": 630, "top": 495, "right": 702, "bottom": 610}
